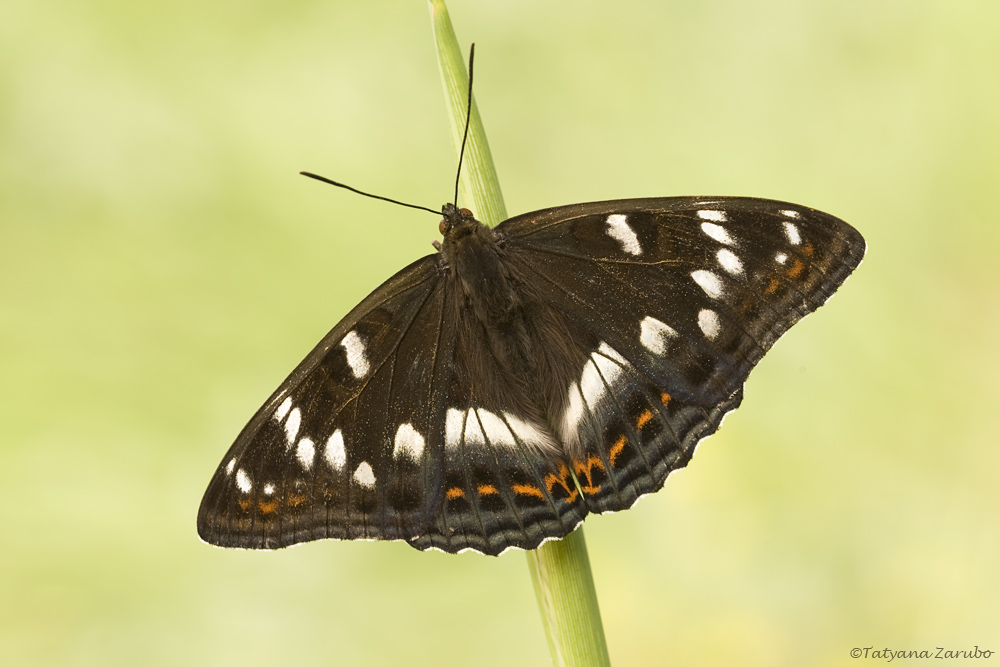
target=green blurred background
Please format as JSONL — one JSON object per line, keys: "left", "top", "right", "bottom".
{"left": 2, "top": 1, "right": 998, "bottom": 665}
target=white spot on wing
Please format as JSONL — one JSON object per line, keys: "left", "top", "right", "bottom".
{"left": 775, "top": 252, "right": 788, "bottom": 265}
{"left": 263, "top": 483, "right": 275, "bottom": 496}
{"left": 296, "top": 438, "right": 315, "bottom": 470}
{"left": 225, "top": 458, "right": 236, "bottom": 475}
{"left": 284, "top": 408, "right": 301, "bottom": 445}
{"left": 504, "top": 412, "right": 558, "bottom": 453}
{"left": 596, "top": 342, "right": 628, "bottom": 365}
{"left": 640, "top": 316, "right": 677, "bottom": 355}
{"left": 716, "top": 248, "right": 743, "bottom": 276}
{"left": 464, "top": 410, "right": 486, "bottom": 445}
{"left": 696, "top": 209, "right": 727, "bottom": 222}
{"left": 691, "top": 269, "right": 724, "bottom": 299}
{"left": 605, "top": 214, "right": 642, "bottom": 256}
{"left": 780, "top": 209, "right": 801, "bottom": 219}
{"left": 235, "top": 469, "right": 252, "bottom": 493}
{"left": 579, "top": 358, "right": 607, "bottom": 408}
{"left": 445, "top": 408, "right": 464, "bottom": 449}
{"left": 353, "top": 461, "right": 376, "bottom": 489}
{"left": 590, "top": 349, "right": 625, "bottom": 390}
{"left": 274, "top": 396, "right": 292, "bottom": 421}
{"left": 477, "top": 410, "right": 515, "bottom": 447}
{"left": 700, "top": 221, "right": 735, "bottom": 246}
{"left": 783, "top": 221, "right": 802, "bottom": 245}
{"left": 560, "top": 341, "right": 633, "bottom": 449}
{"left": 698, "top": 309, "right": 721, "bottom": 340}
{"left": 340, "top": 331, "right": 370, "bottom": 378}
{"left": 562, "top": 382, "right": 586, "bottom": 438}
{"left": 324, "top": 430, "right": 346, "bottom": 471}
{"left": 393, "top": 423, "right": 425, "bottom": 461}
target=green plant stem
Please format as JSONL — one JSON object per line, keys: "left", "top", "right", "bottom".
{"left": 428, "top": 0, "right": 506, "bottom": 227}
{"left": 428, "top": 3, "right": 611, "bottom": 666}
{"left": 526, "top": 529, "right": 611, "bottom": 667}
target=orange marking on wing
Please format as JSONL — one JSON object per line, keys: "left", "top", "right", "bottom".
{"left": 802, "top": 242, "right": 815, "bottom": 257}
{"left": 512, "top": 483, "right": 544, "bottom": 499}
{"left": 445, "top": 487, "right": 466, "bottom": 500}
{"left": 545, "top": 463, "right": 569, "bottom": 493}
{"left": 573, "top": 455, "right": 605, "bottom": 476}
{"left": 609, "top": 435, "right": 627, "bottom": 466}
{"left": 286, "top": 494, "right": 306, "bottom": 508}
{"left": 574, "top": 455, "right": 605, "bottom": 495}
{"left": 544, "top": 463, "right": 579, "bottom": 503}
{"left": 786, "top": 259, "right": 805, "bottom": 279}
{"left": 660, "top": 392, "right": 671, "bottom": 407}
{"left": 477, "top": 484, "right": 499, "bottom": 496}
{"left": 237, "top": 499, "right": 251, "bottom": 511}
{"left": 765, "top": 277, "right": 780, "bottom": 294}
{"left": 636, "top": 409, "right": 653, "bottom": 429}
{"left": 258, "top": 500, "right": 278, "bottom": 514}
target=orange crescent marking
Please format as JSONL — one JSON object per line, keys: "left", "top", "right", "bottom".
{"left": 573, "top": 454, "right": 606, "bottom": 495}
{"left": 609, "top": 434, "right": 627, "bottom": 466}
{"left": 477, "top": 484, "right": 499, "bottom": 496}
{"left": 765, "top": 277, "right": 780, "bottom": 294}
{"left": 237, "top": 499, "right": 251, "bottom": 511}
{"left": 636, "top": 409, "right": 653, "bottom": 429}
{"left": 286, "top": 494, "right": 306, "bottom": 508}
{"left": 573, "top": 454, "right": 605, "bottom": 476}
{"left": 258, "top": 500, "right": 278, "bottom": 514}
{"left": 660, "top": 392, "right": 671, "bottom": 407}
{"left": 544, "top": 463, "right": 579, "bottom": 503}
{"left": 802, "top": 242, "right": 815, "bottom": 257}
{"left": 445, "top": 487, "right": 466, "bottom": 500}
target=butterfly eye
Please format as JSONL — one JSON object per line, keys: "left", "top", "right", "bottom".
{"left": 439, "top": 219, "right": 448, "bottom": 235}
{"left": 459, "top": 208, "right": 473, "bottom": 217}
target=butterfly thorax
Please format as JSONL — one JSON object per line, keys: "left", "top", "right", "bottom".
{"left": 439, "top": 206, "right": 517, "bottom": 324}
{"left": 437, "top": 205, "right": 567, "bottom": 426}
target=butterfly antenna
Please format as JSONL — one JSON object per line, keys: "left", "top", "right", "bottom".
{"left": 453, "top": 43, "right": 476, "bottom": 208}
{"left": 299, "top": 172, "right": 439, "bottom": 215}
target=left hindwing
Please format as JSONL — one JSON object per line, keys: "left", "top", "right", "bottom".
{"left": 497, "top": 197, "right": 866, "bottom": 407}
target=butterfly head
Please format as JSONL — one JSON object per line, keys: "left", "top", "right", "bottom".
{"left": 438, "top": 203, "right": 478, "bottom": 237}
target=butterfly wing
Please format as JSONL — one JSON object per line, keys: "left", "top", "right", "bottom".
{"left": 499, "top": 197, "right": 865, "bottom": 406}
{"left": 496, "top": 197, "right": 864, "bottom": 513}
{"left": 197, "top": 255, "right": 454, "bottom": 549}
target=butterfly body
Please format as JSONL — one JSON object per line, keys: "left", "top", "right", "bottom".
{"left": 198, "top": 197, "right": 865, "bottom": 555}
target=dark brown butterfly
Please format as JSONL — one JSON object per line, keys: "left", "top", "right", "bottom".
{"left": 197, "top": 48, "right": 865, "bottom": 556}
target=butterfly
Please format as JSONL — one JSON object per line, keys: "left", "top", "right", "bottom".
{"left": 197, "top": 49, "right": 866, "bottom": 556}
{"left": 197, "top": 193, "right": 865, "bottom": 555}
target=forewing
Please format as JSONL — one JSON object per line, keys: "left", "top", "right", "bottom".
{"left": 499, "top": 197, "right": 866, "bottom": 406}
{"left": 197, "top": 255, "right": 453, "bottom": 549}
